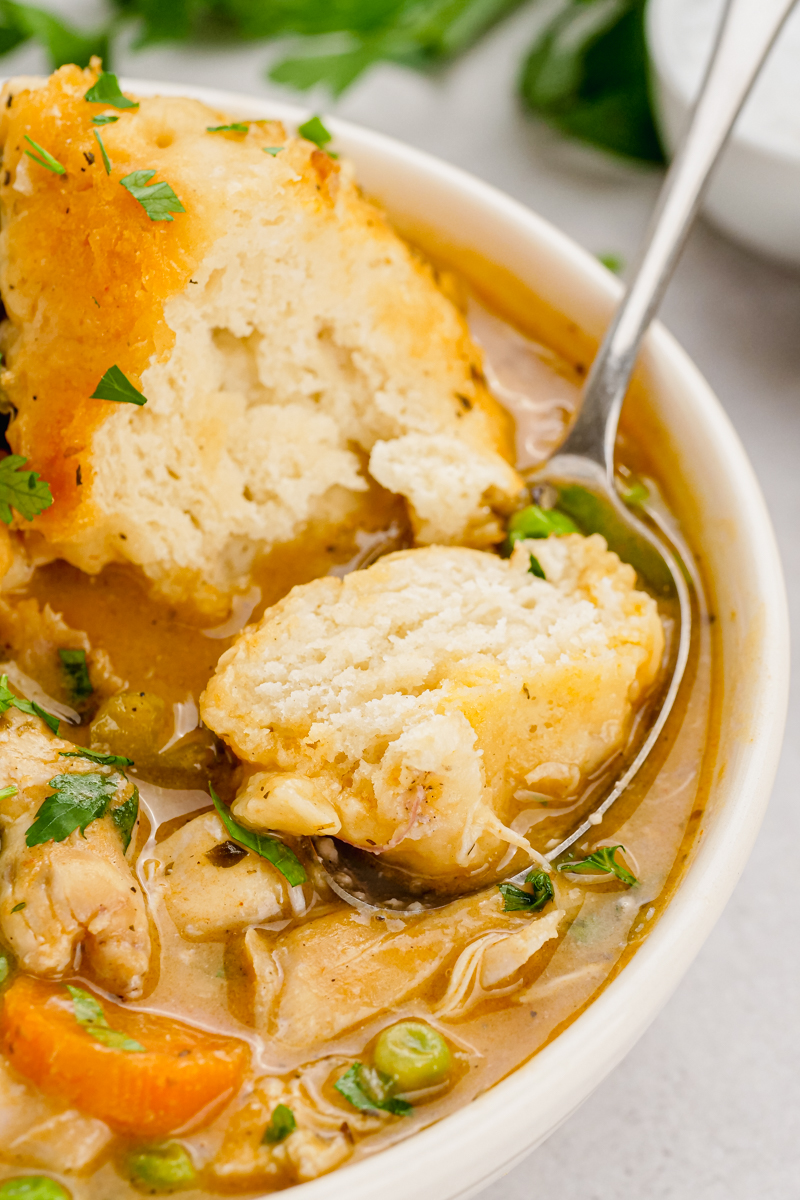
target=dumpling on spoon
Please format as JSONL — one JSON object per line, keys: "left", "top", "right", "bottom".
{"left": 201, "top": 537, "right": 664, "bottom": 880}
{"left": 0, "top": 63, "right": 520, "bottom": 617}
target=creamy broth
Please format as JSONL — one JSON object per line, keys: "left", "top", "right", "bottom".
{"left": 0, "top": 250, "right": 719, "bottom": 1197}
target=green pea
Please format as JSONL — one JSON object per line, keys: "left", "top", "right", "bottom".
{"left": 0, "top": 1180, "right": 70, "bottom": 1200}
{"left": 90, "top": 692, "right": 168, "bottom": 761}
{"left": 128, "top": 1143, "right": 195, "bottom": 1191}
{"left": 373, "top": 1021, "right": 452, "bottom": 1092}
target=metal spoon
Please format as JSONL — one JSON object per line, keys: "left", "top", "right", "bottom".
{"left": 315, "top": 0, "right": 798, "bottom": 914}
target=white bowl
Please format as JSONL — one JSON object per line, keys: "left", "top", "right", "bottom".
{"left": 121, "top": 80, "right": 790, "bottom": 1200}
{"left": 646, "top": 0, "right": 800, "bottom": 266}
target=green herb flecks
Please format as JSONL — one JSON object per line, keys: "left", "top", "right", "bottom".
{"left": 527, "top": 553, "right": 545, "bottom": 580}
{"left": 94, "top": 128, "right": 111, "bottom": 174}
{"left": 0, "top": 1175, "right": 71, "bottom": 1200}
{"left": 120, "top": 169, "right": 185, "bottom": 222}
{"left": 210, "top": 784, "right": 306, "bottom": 887}
{"left": 598, "top": 252, "right": 625, "bottom": 274}
{"left": 92, "top": 114, "right": 119, "bottom": 125}
{"left": 90, "top": 364, "right": 147, "bottom": 406}
{"left": 60, "top": 747, "right": 134, "bottom": 769}
{"left": 335, "top": 1062, "right": 412, "bottom": 1116}
{"left": 505, "top": 504, "right": 579, "bottom": 553}
{"left": 617, "top": 476, "right": 649, "bottom": 507}
{"left": 263, "top": 146, "right": 282, "bottom": 156}
{"left": 67, "top": 984, "right": 145, "bottom": 1051}
{"left": 298, "top": 115, "right": 332, "bottom": 149}
{"left": 10, "top": 902, "right": 25, "bottom": 914}
{"left": 25, "top": 773, "right": 119, "bottom": 847}
{"left": 111, "top": 787, "right": 139, "bottom": 853}
{"left": 58, "top": 648, "right": 93, "bottom": 703}
{"left": 557, "top": 844, "right": 637, "bottom": 886}
{"left": 262, "top": 1103, "right": 297, "bottom": 1144}
{"left": 519, "top": 0, "right": 663, "bottom": 163}
{"left": 207, "top": 122, "right": 248, "bottom": 133}
{"left": 84, "top": 71, "right": 138, "bottom": 110}
{"left": 0, "top": 785, "right": 18, "bottom": 800}
{"left": 0, "top": 674, "right": 59, "bottom": 735}
{"left": 0, "top": 455, "right": 54, "bottom": 525}
{"left": 499, "top": 868, "right": 554, "bottom": 913}
{"left": 23, "top": 135, "right": 65, "bottom": 175}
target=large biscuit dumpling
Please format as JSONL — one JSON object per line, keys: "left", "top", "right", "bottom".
{"left": 0, "top": 65, "right": 520, "bottom": 615}
{"left": 202, "top": 536, "right": 665, "bottom": 878}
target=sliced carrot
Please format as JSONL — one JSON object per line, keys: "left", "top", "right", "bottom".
{"left": 0, "top": 976, "right": 248, "bottom": 1136}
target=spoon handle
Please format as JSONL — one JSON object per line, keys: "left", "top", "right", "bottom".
{"left": 560, "top": 0, "right": 798, "bottom": 473}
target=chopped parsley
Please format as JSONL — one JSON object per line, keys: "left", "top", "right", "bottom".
{"left": 207, "top": 123, "right": 248, "bottom": 133}
{"left": 262, "top": 1103, "right": 297, "bottom": 1144}
{"left": 210, "top": 784, "right": 306, "bottom": 887}
{"left": 0, "top": 455, "right": 54, "bottom": 525}
{"left": 527, "top": 553, "right": 545, "bottom": 580}
{"left": 93, "top": 128, "right": 111, "bottom": 175}
{"left": 58, "top": 648, "right": 93, "bottom": 703}
{"left": 0, "top": 674, "right": 59, "bottom": 735}
{"left": 120, "top": 170, "right": 185, "bottom": 222}
{"left": 0, "top": 785, "right": 17, "bottom": 800}
{"left": 90, "top": 364, "right": 147, "bottom": 406}
{"left": 557, "top": 844, "right": 637, "bottom": 886}
{"left": 263, "top": 146, "right": 283, "bottom": 156}
{"left": 25, "top": 772, "right": 119, "bottom": 847}
{"left": 298, "top": 115, "right": 332, "bottom": 150}
{"left": 10, "top": 902, "right": 25, "bottom": 914}
{"left": 23, "top": 135, "right": 65, "bottom": 175}
{"left": 111, "top": 787, "right": 139, "bottom": 853}
{"left": 67, "top": 984, "right": 145, "bottom": 1052}
{"left": 335, "top": 1062, "right": 412, "bottom": 1116}
{"left": 60, "top": 747, "right": 134, "bottom": 769}
{"left": 92, "top": 114, "right": 119, "bottom": 126}
{"left": 499, "top": 868, "right": 554, "bottom": 913}
{"left": 505, "top": 504, "right": 579, "bottom": 551}
{"left": 598, "top": 252, "right": 625, "bottom": 274}
{"left": 84, "top": 72, "right": 138, "bottom": 111}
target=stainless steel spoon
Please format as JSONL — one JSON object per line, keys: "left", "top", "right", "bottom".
{"left": 315, "top": 0, "right": 798, "bottom": 913}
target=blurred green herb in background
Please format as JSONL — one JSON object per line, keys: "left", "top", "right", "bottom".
{"left": 0, "top": 0, "right": 663, "bottom": 163}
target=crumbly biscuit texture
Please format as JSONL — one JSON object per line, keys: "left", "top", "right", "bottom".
{"left": 202, "top": 537, "right": 665, "bottom": 877}
{"left": 0, "top": 66, "right": 520, "bottom": 614}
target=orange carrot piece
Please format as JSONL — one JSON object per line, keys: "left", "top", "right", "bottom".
{"left": 0, "top": 976, "right": 248, "bottom": 1136}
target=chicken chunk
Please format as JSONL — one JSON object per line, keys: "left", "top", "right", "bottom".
{"left": 149, "top": 812, "right": 289, "bottom": 940}
{"left": 202, "top": 537, "right": 664, "bottom": 879}
{"left": 0, "top": 709, "right": 150, "bottom": 998}
{"left": 0, "top": 65, "right": 520, "bottom": 616}
{"left": 244, "top": 890, "right": 563, "bottom": 1050}
{"left": 0, "top": 1058, "right": 111, "bottom": 1171}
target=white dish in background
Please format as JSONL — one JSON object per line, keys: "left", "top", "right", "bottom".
{"left": 116, "top": 79, "right": 788, "bottom": 1200}
{"left": 646, "top": 0, "right": 800, "bottom": 266}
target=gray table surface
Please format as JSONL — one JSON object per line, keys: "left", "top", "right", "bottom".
{"left": 7, "top": 5, "right": 798, "bottom": 1195}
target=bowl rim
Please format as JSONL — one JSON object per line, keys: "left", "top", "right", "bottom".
{"left": 81, "top": 77, "right": 791, "bottom": 1199}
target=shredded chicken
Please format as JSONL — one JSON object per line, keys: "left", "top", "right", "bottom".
{"left": 0, "top": 709, "right": 150, "bottom": 998}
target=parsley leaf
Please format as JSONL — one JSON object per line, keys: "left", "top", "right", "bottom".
{"left": 0, "top": 455, "right": 53, "bottom": 525}
{"left": 263, "top": 146, "right": 283, "bottom": 156}
{"left": 111, "top": 787, "right": 139, "bottom": 853}
{"left": 10, "top": 902, "right": 25, "bottom": 914}
{"left": 527, "top": 553, "right": 545, "bottom": 580}
{"left": 207, "top": 122, "right": 248, "bottom": 133}
{"left": 90, "top": 364, "right": 147, "bottom": 406}
{"left": 598, "top": 252, "right": 625, "bottom": 274}
{"left": 25, "top": 772, "right": 118, "bottom": 847}
{"left": 498, "top": 869, "right": 554, "bottom": 913}
{"left": 0, "top": 785, "right": 17, "bottom": 800}
{"left": 93, "top": 128, "right": 111, "bottom": 175}
{"left": 67, "top": 984, "right": 145, "bottom": 1052}
{"left": 23, "top": 134, "right": 65, "bottom": 175}
{"left": 92, "top": 114, "right": 119, "bottom": 125}
{"left": 60, "top": 747, "right": 134, "bottom": 769}
{"left": 556, "top": 844, "right": 637, "bottom": 886}
{"left": 210, "top": 784, "right": 306, "bottom": 887}
{"left": 262, "top": 1103, "right": 296, "bottom": 1144}
{"left": 84, "top": 71, "right": 138, "bottom": 110}
{"left": 298, "top": 115, "right": 332, "bottom": 149}
{"left": 58, "top": 648, "right": 93, "bottom": 703}
{"left": 335, "top": 1062, "right": 412, "bottom": 1116}
{"left": 0, "top": 674, "right": 60, "bottom": 734}
{"left": 505, "top": 504, "right": 579, "bottom": 552}
{"left": 120, "top": 169, "right": 185, "bottom": 222}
